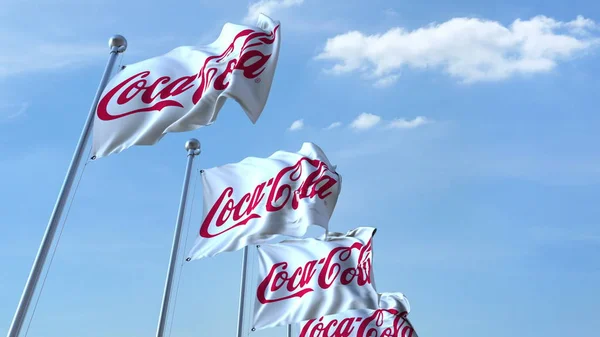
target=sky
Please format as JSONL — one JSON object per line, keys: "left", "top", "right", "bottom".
{"left": 1, "top": 0, "right": 600, "bottom": 336}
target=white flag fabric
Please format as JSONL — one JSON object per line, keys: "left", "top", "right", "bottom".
{"left": 186, "top": 142, "right": 341, "bottom": 260}
{"left": 252, "top": 227, "right": 378, "bottom": 330}
{"left": 91, "top": 14, "right": 281, "bottom": 158}
{"left": 299, "top": 293, "right": 418, "bottom": 337}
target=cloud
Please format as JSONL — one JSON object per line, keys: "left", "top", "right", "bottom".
{"left": 345, "top": 113, "right": 432, "bottom": 131}
{"left": 566, "top": 15, "right": 598, "bottom": 35}
{"left": 384, "top": 8, "right": 398, "bottom": 17}
{"left": 387, "top": 116, "right": 431, "bottom": 129}
{"left": 0, "top": 102, "right": 30, "bottom": 122}
{"left": 288, "top": 119, "right": 304, "bottom": 131}
{"left": 0, "top": 38, "right": 107, "bottom": 78}
{"left": 324, "top": 122, "right": 342, "bottom": 130}
{"left": 316, "top": 15, "right": 600, "bottom": 85}
{"left": 0, "top": 3, "right": 190, "bottom": 80}
{"left": 244, "top": 0, "right": 305, "bottom": 24}
{"left": 0, "top": 33, "right": 181, "bottom": 80}
{"left": 373, "top": 74, "right": 401, "bottom": 88}
{"left": 350, "top": 113, "right": 381, "bottom": 130}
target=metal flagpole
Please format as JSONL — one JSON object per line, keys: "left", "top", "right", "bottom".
{"left": 6, "top": 35, "right": 127, "bottom": 337}
{"left": 236, "top": 246, "right": 250, "bottom": 337}
{"left": 155, "top": 139, "right": 201, "bottom": 337}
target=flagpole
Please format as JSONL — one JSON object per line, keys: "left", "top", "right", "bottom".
{"left": 6, "top": 35, "right": 127, "bottom": 337}
{"left": 236, "top": 246, "right": 250, "bottom": 337}
{"left": 155, "top": 139, "right": 201, "bottom": 337}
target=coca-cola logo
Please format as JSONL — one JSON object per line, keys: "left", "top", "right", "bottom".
{"left": 199, "top": 157, "right": 338, "bottom": 238}
{"left": 256, "top": 237, "right": 373, "bottom": 304}
{"left": 299, "top": 309, "right": 415, "bottom": 337}
{"left": 97, "top": 25, "right": 280, "bottom": 121}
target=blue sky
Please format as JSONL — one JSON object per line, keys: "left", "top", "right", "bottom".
{"left": 1, "top": 0, "right": 600, "bottom": 336}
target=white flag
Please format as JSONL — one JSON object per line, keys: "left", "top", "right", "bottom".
{"left": 186, "top": 142, "right": 341, "bottom": 260}
{"left": 299, "top": 293, "right": 418, "bottom": 337}
{"left": 252, "top": 227, "right": 378, "bottom": 330}
{"left": 91, "top": 14, "right": 281, "bottom": 158}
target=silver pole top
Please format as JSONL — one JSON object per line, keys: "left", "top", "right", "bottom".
{"left": 109, "top": 34, "right": 127, "bottom": 53}
{"left": 185, "top": 138, "right": 201, "bottom": 153}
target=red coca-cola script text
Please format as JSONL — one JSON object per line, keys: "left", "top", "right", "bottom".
{"left": 199, "top": 157, "right": 338, "bottom": 238}
{"left": 97, "top": 25, "right": 279, "bottom": 121}
{"left": 256, "top": 237, "right": 373, "bottom": 304}
{"left": 299, "top": 309, "right": 415, "bottom": 337}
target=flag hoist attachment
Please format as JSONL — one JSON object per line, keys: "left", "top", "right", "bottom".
{"left": 155, "top": 139, "right": 201, "bottom": 337}
{"left": 6, "top": 35, "right": 127, "bottom": 337}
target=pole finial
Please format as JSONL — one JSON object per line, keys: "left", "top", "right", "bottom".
{"left": 185, "top": 138, "right": 201, "bottom": 153}
{"left": 109, "top": 34, "right": 127, "bottom": 53}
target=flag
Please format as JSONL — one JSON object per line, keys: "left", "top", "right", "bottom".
{"left": 299, "top": 293, "right": 418, "bottom": 337}
{"left": 91, "top": 14, "right": 281, "bottom": 158}
{"left": 186, "top": 142, "right": 341, "bottom": 260}
{"left": 252, "top": 227, "right": 378, "bottom": 330}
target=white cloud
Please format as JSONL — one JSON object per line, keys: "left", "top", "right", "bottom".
{"left": 316, "top": 15, "right": 600, "bottom": 85}
{"left": 324, "top": 121, "right": 342, "bottom": 130}
{"left": 0, "top": 38, "right": 107, "bottom": 78}
{"left": 345, "top": 114, "right": 432, "bottom": 131}
{"left": 0, "top": 2, "right": 190, "bottom": 79}
{"left": 0, "top": 33, "right": 179, "bottom": 79}
{"left": 288, "top": 119, "right": 304, "bottom": 131}
{"left": 566, "top": 15, "right": 598, "bottom": 35}
{"left": 244, "top": 0, "right": 304, "bottom": 24}
{"left": 387, "top": 116, "right": 431, "bottom": 129}
{"left": 373, "top": 74, "right": 400, "bottom": 88}
{"left": 384, "top": 8, "right": 398, "bottom": 17}
{"left": 350, "top": 113, "right": 381, "bottom": 130}
{"left": 0, "top": 102, "right": 30, "bottom": 122}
